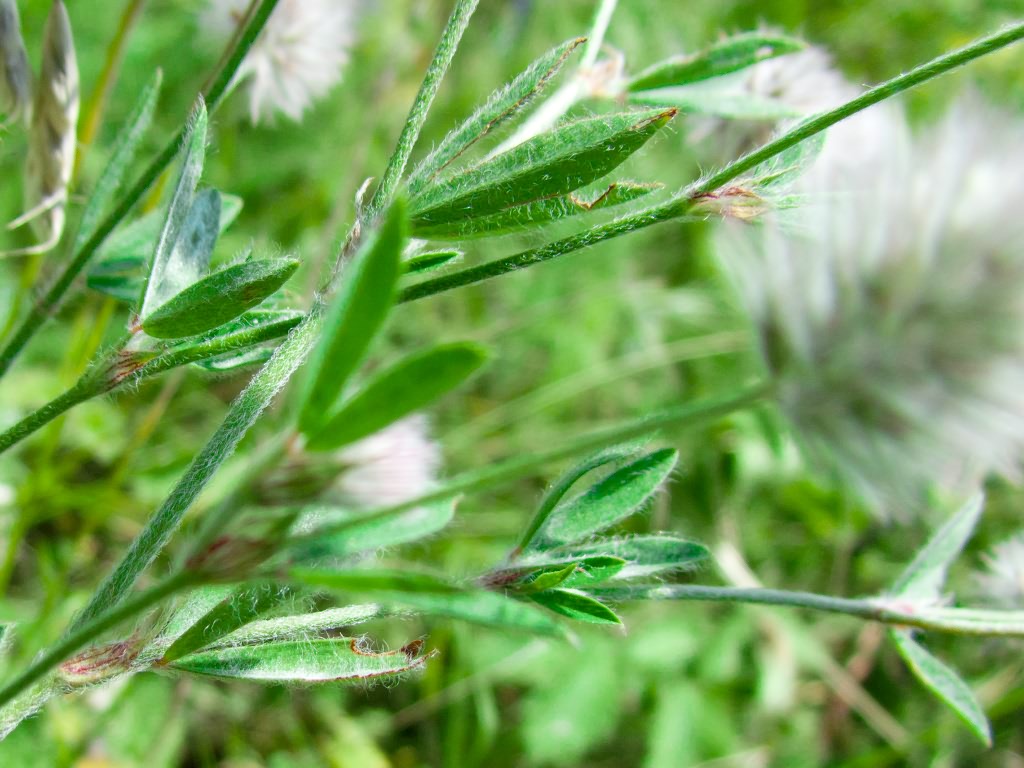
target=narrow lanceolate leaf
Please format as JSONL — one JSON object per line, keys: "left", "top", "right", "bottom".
{"left": 141, "top": 258, "right": 300, "bottom": 339}
{"left": 890, "top": 630, "right": 991, "bottom": 746}
{"left": 408, "top": 109, "right": 676, "bottom": 229}
{"left": 743, "top": 131, "right": 825, "bottom": 189}
{"left": 411, "top": 182, "right": 660, "bottom": 240}
{"left": 628, "top": 87, "right": 798, "bottom": 120}
{"left": 215, "top": 605, "right": 387, "bottom": 647}
{"left": 890, "top": 494, "right": 983, "bottom": 605}
{"left": 404, "top": 249, "right": 462, "bottom": 273}
{"left": 140, "top": 99, "right": 208, "bottom": 318}
{"left": 297, "top": 201, "right": 406, "bottom": 435}
{"left": 160, "top": 583, "right": 292, "bottom": 663}
{"left": 518, "top": 445, "right": 642, "bottom": 552}
{"left": 74, "top": 70, "right": 162, "bottom": 251}
{"left": 628, "top": 33, "right": 805, "bottom": 91}
{"left": 192, "top": 346, "right": 273, "bottom": 372}
{"left": 290, "top": 500, "right": 456, "bottom": 561}
{"left": 292, "top": 568, "right": 566, "bottom": 637}
{"left": 530, "top": 588, "right": 622, "bottom": 625}
{"left": 530, "top": 448, "right": 679, "bottom": 549}
{"left": 551, "top": 535, "right": 710, "bottom": 579}
{"left": 407, "top": 37, "right": 585, "bottom": 195}
{"left": 87, "top": 193, "right": 243, "bottom": 303}
{"left": 305, "top": 342, "right": 489, "bottom": 451}
{"left": 169, "top": 637, "right": 432, "bottom": 684}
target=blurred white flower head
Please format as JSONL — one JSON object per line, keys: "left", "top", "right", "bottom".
{"left": 974, "top": 532, "right": 1024, "bottom": 607}
{"left": 720, "top": 96, "right": 1024, "bottom": 515}
{"left": 333, "top": 416, "right": 442, "bottom": 508}
{"left": 201, "top": 0, "right": 358, "bottom": 124}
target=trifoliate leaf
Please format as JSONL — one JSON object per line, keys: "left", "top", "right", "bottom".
{"left": 408, "top": 109, "right": 676, "bottom": 230}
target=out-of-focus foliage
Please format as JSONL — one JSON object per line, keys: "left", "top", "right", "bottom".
{"left": 1, "top": 1, "right": 1023, "bottom": 766}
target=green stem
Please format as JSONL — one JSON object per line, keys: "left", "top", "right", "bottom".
{"left": 688, "top": 20, "right": 1024, "bottom": 196}
{"left": 399, "top": 201, "right": 691, "bottom": 301}
{"left": 0, "top": 571, "right": 195, "bottom": 711}
{"left": 366, "top": 0, "right": 480, "bottom": 220}
{"left": 288, "top": 383, "right": 769, "bottom": 547}
{"left": 400, "top": 21, "right": 1024, "bottom": 303}
{"left": 0, "top": 377, "right": 102, "bottom": 456}
{"left": 589, "top": 584, "right": 1024, "bottom": 638}
{"left": 0, "top": 0, "right": 282, "bottom": 379}
{"left": 70, "top": 308, "right": 322, "bottom": 631}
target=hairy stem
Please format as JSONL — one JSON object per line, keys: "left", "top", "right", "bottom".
{"left": 367, "top": 0, "right": 480, "bottom": 219}
{"left": 402, "top": 21, "right": 1024, "bottom": 302}
{"left": 0, "top": 0, "right": 282, "bottom": 378}
{"left": 70, "top": 311, "right": 322, "bottom": 631}
{"left": 589, "top": 585, "right": 1024, "bottom": 638}
{"left": 0, "top": 571, "right": 196, "bottom": 711}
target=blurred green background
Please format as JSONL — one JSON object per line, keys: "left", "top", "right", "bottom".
{"left": 1, "top": 1, "right": 1023, "bottom": 765}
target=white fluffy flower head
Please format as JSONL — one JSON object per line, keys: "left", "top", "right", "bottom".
{"left": 975, "top": 532, "right": 1024, "bottom": 608}
{"left": 334, "top": 416, "right": 442, "bottom": 508}
{"left": 721, "top": 97, "right": 1024, "bottom": 514}
{"left": 201, "top": 0, "right": 357, "bottom": 124}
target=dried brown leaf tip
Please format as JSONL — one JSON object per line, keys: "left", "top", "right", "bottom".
{"left": 13, "top": 1, "right": 79, "bottom": 255}
{"left": 0, "top": 0, "right": 31, "bottom": 124}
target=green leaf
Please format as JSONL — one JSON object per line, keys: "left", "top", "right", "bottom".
{"left": 628, "top": 33, "right": 805, "bottom": 91}
{"left": 530, "top": 448, "right": 679, "bottom": 549}
{"left": 214, "top": 605, "right": 387, "bottom": 647}
{"left": 518, "top": 445, "right": 642, "bottom": 552}
{"left": 297, "top": 201, "right": 406, "bottom": 434}
{"left": 75, "top": 70, "right": 162, "bottom": 251}
{"left": 160, "top": 583, "right": 292, "bottom": 663}
{"left": 513, "top": 564, "right": 578, "bottom": 595}
{"left": 148, "top": 188, "right": 222, "bottom": 302}
{"left": 290, "top": 500, "right": 456, "bottom": 561}
{"left": 292, "top": 568, "right": 566, "bottom": 637}
{"left": 169, "top": 637, "right": 432, "bottom": 683}
{"left": 551, "top": 535, "right": 710, "bottom": 579}
{"left": 141, "top": 258, "right": 300, "bottom": 339}
{"left": 140, "top": 99, "right": 208, "bottom": 318}
{"left": 629, "top": 88, "right": 799, "bottom": 120}
{"left": 411, "top": 182, "right": 660, "bottom": 240}
{"left": 407, "top": 37, "right": 585, "bottom": 196}
{"left": 293, "top": 567, "right": 461, "bottom": 594}
{"left": 87, "top": 193, "right": 243, "bottom": 302}
{"left": 509, "top": 557, "right": 626, "bottom": 594}
{"left": 408, "top": 109, "right": 676, "bottom": 230}
{"left": 404, "top": 248, "right": 462, "bottom": 273}
{"left": 890, "top": 494, "right": 983, "bottom": 604}
{"left": 530, "top": 589, "right": 622, "bottom": 625}
{"left": 192, "top": 345, "right": 273, "bottom": 372}
{"left": 305, "top": 342, "right": 489, "bottom": 451}
{"left": 890, "top": 630, "right": 991, "bottom": 746}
